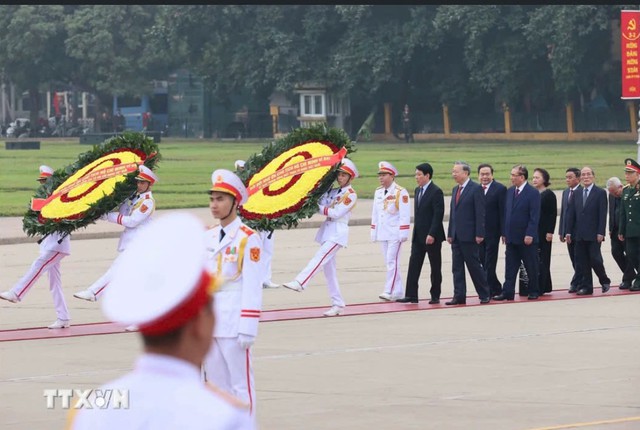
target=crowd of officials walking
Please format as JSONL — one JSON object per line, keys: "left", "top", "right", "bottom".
{"left": 382, "top": 158, "right": 640, "bottom": 305}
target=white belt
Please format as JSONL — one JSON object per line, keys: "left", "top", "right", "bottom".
{"left": 217, "top": 282, "right": 241, "bottom": 292}
{"left": 326, "top": 217, "right": 348, "bottom": 224}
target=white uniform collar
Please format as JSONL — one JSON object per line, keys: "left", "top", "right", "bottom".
{"left": 135, "top": 353, "right": 201, "bottom": 382}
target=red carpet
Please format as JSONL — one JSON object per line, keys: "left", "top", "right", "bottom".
{"left": 0, "top": 287, "right": 636, "bottom": 342}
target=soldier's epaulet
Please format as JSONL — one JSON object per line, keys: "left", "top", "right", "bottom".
{"left": 143, "top": 193, "right": 152, "bottom": 199}
{"left": 205, "top": 382, "right": 251, "bottom": 410}
{"left": 348, "top": 187, "right": 355, "bottom": 194}
{"left": 624, "top": 184, "right": 631, "bottom": 189}
{"left": 206, "top": 224, "right": 217, "bottom": 230}
{"left": 239, "top": 225, "right": 255, "bottom": 236}
{"left": 376, "top": 185, "right": 383, "bottom": 190}
{"left": 396, "top": 184, "right": 406, "bottom": 191}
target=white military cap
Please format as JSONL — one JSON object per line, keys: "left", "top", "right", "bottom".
{"left": 135, "top": 165, "right": 159, "bottom": 185}
{"left": 102, "top": 212, "right": 218, "bottom": 336}
{"left": 38, "top": 165, "right": 54, "bottom": 181}
{"left": 209, "top": 169, "right": 249, "bottom": 205}
{"left": 234, "top": 159, "right": 246, "bottom": 170}
{"left": 338, "top": 158, "right": 359, "bottom": 179}
{"left": 378, "top": 161, "right": 397, "bottom": 176}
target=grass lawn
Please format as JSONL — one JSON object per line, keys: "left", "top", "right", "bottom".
{"left": 0, "top": 137, "right": 637, "bottom": 216}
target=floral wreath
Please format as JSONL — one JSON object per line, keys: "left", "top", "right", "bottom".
{"left": 238, "top": 123, "right": 356, "bottom": 231}
{"left": 23, "top": 132, "right": 161, "bottom": 238}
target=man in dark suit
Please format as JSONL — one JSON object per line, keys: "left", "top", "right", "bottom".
{"left": 478, "top": 163, "right": 507, "bottom": 296}
{"left": 565, "top": 166, "right": 611, "bottom": 295}
{"left": 558, "top": 167, "right": 583, "bottom": 292}
{"left": 446, "top": 161, "right": 490, "bottom": 305}
{"left": 494, "top": 164, "right": 541, "bottom": 301}
{"left": 607, "top": 176, "right": 635, "bottom": 289}
{"left": 397, "top": 163, "right": 445, "bottom": 304}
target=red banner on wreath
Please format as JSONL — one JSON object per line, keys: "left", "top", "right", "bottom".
{"left": 621, "top": 10, "right": 640, "bottom": 99}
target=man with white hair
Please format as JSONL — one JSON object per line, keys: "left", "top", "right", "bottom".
{"left": 282, "top": 159, "right": 359, "bottom": 317}
{"left": 74, "top": 165, "right": 158, "bottom": 302}
{"left": 0, "top": 165, "right": 72, "bottom": 329}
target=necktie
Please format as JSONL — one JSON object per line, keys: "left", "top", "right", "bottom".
{"left": 482, "top": 185, "right": 487, "bottom": 194}
{"left": 455, "top": 185, "right": 463, "bottom": 204}
{"left": 515, "top": 188, "right": 520, "bottom": 198}
{"left": 384, "top": 189, "right": 388, "bottom": 195}
{"left": 220, "top": 229, "right": 226, "bottom": 242}
{"left": 416, "top": 187, "right": 423, "bottom": 204}
{"left": 568, "top": 188, "right": 574, "bottom": 202}
{"left": 583, "top": 187, "right": 588, "bottom": 205}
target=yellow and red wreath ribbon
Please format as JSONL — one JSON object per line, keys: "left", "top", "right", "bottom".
{"left": 240, "top": 141, "right": 346, "bottom": 220}
{"left": 34, "top": 149, "right": 145, "bottom": 220}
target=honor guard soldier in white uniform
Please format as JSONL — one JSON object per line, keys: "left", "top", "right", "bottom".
{"left": 234, "top": 159, "right": 279, "bottom": 289}
{"left": 203, "top": 169, "right": 263, "bottom": 419}
{"left": 282, "top": 159, "right": 359, "bottom": 316}
{"left": 371, "top": 161, "right": 411, "bottom": 301}
{"left": 68, "top": 212, "right": 254, "bottom": 430}
{"left": 0, "top": 165, "right": 72, "bottom": 329}
{"left": 74, "top": 165, "right": 157, "bottom": 302}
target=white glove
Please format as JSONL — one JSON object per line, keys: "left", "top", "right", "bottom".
{"left": 237, "top": 333, "right": 255, "bottom": 349}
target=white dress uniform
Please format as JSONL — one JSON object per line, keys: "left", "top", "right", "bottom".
{"left": 69, "top": 354, "right": 253, "bottom": 430}
{"left": 69, "top": 212, "right": 254, "bottom": 430}
{"left": 258, "top": 230, "right": 278, "bottom": 287}
{"left": 371, "top": 162, "right": 411, "bottom": 300}
{"left": 288, "top": 159, "right": 359, "bottom": 311}
{"left": 80, "top": 166, "right": 157, "bottom": 300}
{"left": 202, "top": 169, "right": 263, "bottom": 417}
{"left": 1, "top": 165, "right": 72, "bottom": 327}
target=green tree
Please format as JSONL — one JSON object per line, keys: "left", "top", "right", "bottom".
{"left": 0, "top": 5, "right": 71, "bottom": 131}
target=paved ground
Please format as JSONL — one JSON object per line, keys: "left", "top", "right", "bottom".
{"left": 1, "top": 194, "right": 640, "bottom": 429}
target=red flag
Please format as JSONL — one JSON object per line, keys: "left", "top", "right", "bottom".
{"left": 621, "top": 10, "right": 640, "bottom": 99}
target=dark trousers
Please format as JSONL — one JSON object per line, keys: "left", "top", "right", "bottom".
{"left": 566, "top": 241, "right": 583, "bottom": 288}
{"left": 538, "top": 240, "right": 553, "bottom": 293}
{"left": 405, "top": 239, "right": 442, "bottom": 300}
{"left": 574, "top": 240, "right": 611, "bottom": 292}
{"left": 451, "top": 239, "right": 490, "bottom": 300}
{"left": 624, "top": 236, "right": 640, "bottom": 287}
{"left": 480, "top": 235, "right": 502, "bottom": 296}
{"left": 502, "top": 243, "right": 539, "bottom": 298}
{"left": 610, "top": 232, "right": 636, "bottom": 284}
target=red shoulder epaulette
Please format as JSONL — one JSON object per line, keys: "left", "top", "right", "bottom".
{"left": 239, "top": 225, "right": 254, "bottom": 236}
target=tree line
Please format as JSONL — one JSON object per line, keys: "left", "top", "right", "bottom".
{"left": 0, "top": 5, "right": 633, "bottom": 127}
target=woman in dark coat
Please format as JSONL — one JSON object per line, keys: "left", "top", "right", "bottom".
{"left": 532, "top": 168, "right": 557, "bottom": 294}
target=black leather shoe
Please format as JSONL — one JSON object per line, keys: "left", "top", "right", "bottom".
{"left": 428, "top": 298, "right": 440, "bottom": 304}
{"left": 568, "top": 286, "right": 578, "bottom": 293}
{"left": 479, "top": 298, "right": 490, "bottom": 304}
{"left": 527, "top": 295, "right": 539, "bottom": 300}
{"left": 396, "top": 297, "right": 419, "bottom": 303}
{"left": 602, "top": 284, "right": 610, "bottom": 293}
{"left": 630, "top": 284, "right": 640, "bottom": 292}
{"left": 576, "top": 288, "right": 593, "bottom": 296}
{"left": 445, "top": 298, "right": 466, "bottom": 305}
{"left": 619, "top": 282, "right": 631, "bottom": 290}
{"left": 492, "top": 294, "right": 514, "bottom": 301}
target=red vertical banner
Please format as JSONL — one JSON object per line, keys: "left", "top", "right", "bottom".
{"left": 621, "top": 10, "right": 640, "bottom": 99}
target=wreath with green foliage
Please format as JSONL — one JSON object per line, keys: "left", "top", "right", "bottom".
{"left": 23, "top": 132, "right": 160, "bottom": 238}
{"left": 238, "top": 123, "right": 356, "bottom": 232}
